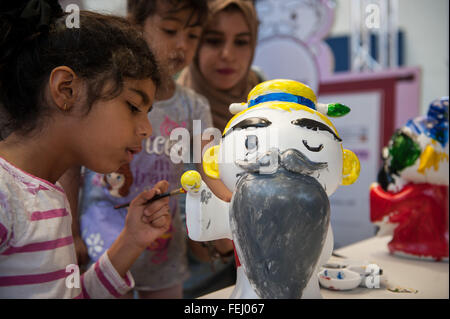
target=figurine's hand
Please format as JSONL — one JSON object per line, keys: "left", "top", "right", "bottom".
{"left": 181, "top": 170, "right": 202, "bottom": 194}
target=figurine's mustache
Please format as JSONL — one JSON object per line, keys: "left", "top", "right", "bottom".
{"left": 235, "top": 148, "right": 328, "bottom": 175}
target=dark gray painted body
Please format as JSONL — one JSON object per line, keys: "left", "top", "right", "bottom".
{"left": 230, "top": 169, "right": 330, "bottom": 299}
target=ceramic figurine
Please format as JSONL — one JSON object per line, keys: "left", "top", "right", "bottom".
{"left": 370, "top": 97, "right": 449, "bottom": 261}
{"left": 180, "top": 79, "right": 360, "bottom": 298}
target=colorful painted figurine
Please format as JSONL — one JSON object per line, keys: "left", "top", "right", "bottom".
{"left": 370, "top": 97, "right": 449, "bottom": 261}
{"left": 181, "top": 79, "right": 360, "bottom": 298}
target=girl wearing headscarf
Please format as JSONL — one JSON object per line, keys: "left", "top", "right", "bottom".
{"left": 178, "top": 0, "right": 263, "bottom": 133}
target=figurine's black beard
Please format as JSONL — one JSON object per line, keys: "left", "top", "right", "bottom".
{"left": 230, "top": 163, "right": 330, "bottom": 298}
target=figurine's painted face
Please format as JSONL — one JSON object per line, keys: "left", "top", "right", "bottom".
{"left": 218, "top": 103, "right": 344, "bottom": 196}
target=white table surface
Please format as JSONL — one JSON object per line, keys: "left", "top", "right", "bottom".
{"left": 199, "top": 236, "right": 449, "bottom": 299}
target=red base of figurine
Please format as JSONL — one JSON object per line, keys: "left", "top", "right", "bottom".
{"left": 370, "top": 183, "right": 449, "bottom": 261}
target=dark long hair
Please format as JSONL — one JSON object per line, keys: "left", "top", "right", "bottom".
{"left": 0, "top": 0, "right": 161, "bottom": 139}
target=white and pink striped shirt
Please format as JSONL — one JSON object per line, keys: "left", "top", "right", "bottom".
{"left": 0, "top": 156, "right": 134, "bottom": 298}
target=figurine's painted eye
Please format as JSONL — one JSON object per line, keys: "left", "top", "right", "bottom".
{"left": 302, "top": 140, "right": 323, "bottom": 152}
{"left": 292, "top": 118, "right": 342, "bottom": 142}
{"left": 245, "top": 135, "right": 258, "bottom": 152}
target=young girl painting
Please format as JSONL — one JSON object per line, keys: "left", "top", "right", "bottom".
{"left": 0, "top": 1, "right": 170, "bottom": 298}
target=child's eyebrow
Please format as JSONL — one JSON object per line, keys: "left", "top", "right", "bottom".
{"left": 162, "top": 15, "right": 202, "bottom": 28}
{"left": 204, "top": 30, "right": 223, "bottom": 36}
{"left": 236, "top": 32, "right": 251, "bottom": 37}
{"left": 291, "top": 118, "right": 342, "bottom": 142}
{"left": 204, "top": 31, "right": 250, "bottom": 38}
{"left": 129, "top": 88, "right": 150, "bottom": 106}
{"left": 161, "top": 16, "right": 183, "bottom": 23}
{"left": 223, "top": 117, "right": 272, "bottom": 138}
{"left": 186, "top": 22, "right": 203, "bottom": 28}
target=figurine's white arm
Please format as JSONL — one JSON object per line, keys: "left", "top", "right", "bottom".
{"left": 181, "top": 171, "right": 232, "bottom": 241}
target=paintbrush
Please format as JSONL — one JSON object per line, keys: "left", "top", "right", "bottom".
{"left": 114, "top": 188, "right": 186, "bottom": 209}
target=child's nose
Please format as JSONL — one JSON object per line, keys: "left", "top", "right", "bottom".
{"left": 138, "top": 117, "right": 152, "bottom": 139}
{"left": 176, "top": 34, "right": 188, "bottom": 51}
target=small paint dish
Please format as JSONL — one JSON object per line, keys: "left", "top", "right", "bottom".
{"left": 318, "top": 268, "right": 362, "bottom": 291}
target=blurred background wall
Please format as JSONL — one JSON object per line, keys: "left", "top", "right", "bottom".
{"left": 330, "top": 0, "right": 448, "bottom": 114}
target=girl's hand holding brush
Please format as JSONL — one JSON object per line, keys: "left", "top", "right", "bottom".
{"left": 123, "top": 180, "right": 172, "bottom": 248}
{"left": 107, "top": 180, "right": 171, "bottom": 278}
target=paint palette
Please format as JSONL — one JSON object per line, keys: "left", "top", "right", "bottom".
{"left": 318, "top": 258, "right": 384, "bottom": 291}
{"left": 318, "top": 268, "right": 362, "bottom": 291}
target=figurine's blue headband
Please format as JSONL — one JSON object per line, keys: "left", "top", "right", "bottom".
{"left": 406, "top": 97, "right": 449, "bottom": 147}
{"left": 248, "top": 92, "right": 316, "bottom": 110}
{"left": 229, "top": 91, "right": 350, "bottom": 117}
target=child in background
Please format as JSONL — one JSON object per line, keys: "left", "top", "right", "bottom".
{"left": 177, "top": 0, "right": 266, "bottom": 298}
{"left": 178, "top": 0, "right": 262, "bottom": 133}
{"left": 75, "top": 0, "right": 212, "bottom": 299}
{"left": 0, "top": 1, "right": 170, "bottom": 298}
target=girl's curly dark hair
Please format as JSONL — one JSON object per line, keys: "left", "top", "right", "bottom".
{"left": 0, "top": 0, "right": 161, "bottom": 139}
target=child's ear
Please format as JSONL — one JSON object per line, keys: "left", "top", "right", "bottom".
{"left": 341, "top": 149, "right": 360, "bottom": 185}
{"left": 202, "top": 145, "right": 220, "bottom": 179}
{"left": 48, "top": 66, "right": 80, "bottom": 112}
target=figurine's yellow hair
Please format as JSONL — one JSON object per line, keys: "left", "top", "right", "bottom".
{"left": 247, "top": 79, "right": 317, "bottom": 105}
